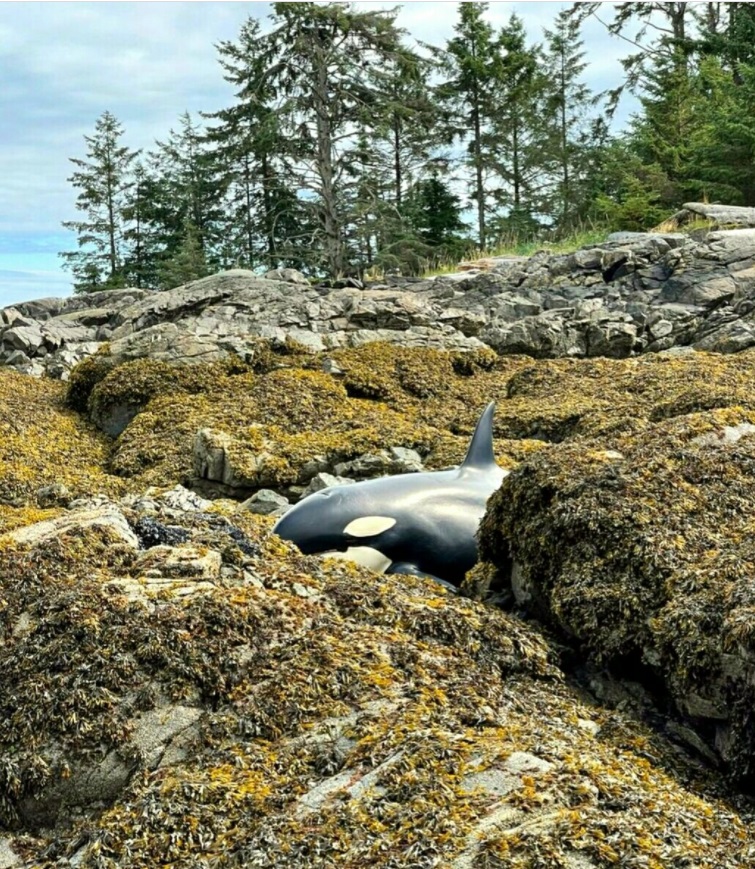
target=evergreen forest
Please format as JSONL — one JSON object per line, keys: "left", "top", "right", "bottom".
{"left": 59, "top": 2, "right": 755, "bottom": 292}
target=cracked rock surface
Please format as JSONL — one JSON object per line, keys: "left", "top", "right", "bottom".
{"left": 8, "top": 219, "right": 755, "bottom": 381}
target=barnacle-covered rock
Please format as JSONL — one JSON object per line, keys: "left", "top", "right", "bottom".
{"left": 479, "top": 402, "right": 755, "bottom": 785}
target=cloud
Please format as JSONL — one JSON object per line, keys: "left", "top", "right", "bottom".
{"left": 1, "top": 2, "right": 270, "bottom": 233}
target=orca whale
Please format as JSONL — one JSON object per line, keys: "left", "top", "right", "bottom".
{"left": 272, "top": 402, "right": 507, "bottom": 588}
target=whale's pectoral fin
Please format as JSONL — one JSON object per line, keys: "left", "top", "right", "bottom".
{"left": 385, "top": 562, "right": 458, "bottom": 593}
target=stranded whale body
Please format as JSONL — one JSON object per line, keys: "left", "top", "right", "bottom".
{"left": 273, "top": 402, "right": 507, "bottom": 587}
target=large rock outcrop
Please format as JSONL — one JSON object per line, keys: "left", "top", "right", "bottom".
{"left": 477, "top": 356, "right": 755, "bottom": 787}
{"left": 7, "top": 213, "right": 755, "bottom": 379}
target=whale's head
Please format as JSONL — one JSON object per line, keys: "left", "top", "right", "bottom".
{"left": 273, "top": 482, "right": 398, "bottom": 562}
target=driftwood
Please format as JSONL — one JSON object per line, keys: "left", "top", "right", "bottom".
{"left": 656, "top": 201, "right": 755, "bottom": 231}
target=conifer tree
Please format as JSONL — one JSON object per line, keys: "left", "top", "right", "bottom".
{"left": 569, "top": 3, "right": 707, "bottom": 221}
{"left": 688, "top": 54, "right": 755, "bottom": 205}
{"left": 150, "top": 113, "right": 228, "bottom": 271}
{"left": 121, "top": 162, "right": 164, "bottom": 288}
{"left": 541, "top": 9, "right": 599, "bottom": 233}
{"left": 438, "top": 2, "right": 499, "bottom": 248}
{"left": 405, "top": 169, "right": 468, "bottom": 250}
{"left": 262, "top": 2, "right": 413, "bottom": 277}
{"left": 488, "top": 14, "right": 546, "bottom": 241}
{"left": 375, "top": 51, "right": 441, "bottom": 210}
{"left": 568, "top": 2, "right": 695, "bottom": 102}
{"left": 60, "top": 111, "right": 139, "bottom": 292}
{"left": 209, "top": 17, "right": 307, "bottom": 269}
{"left": 157, "top": 218, "right": 210, "bottom": 289}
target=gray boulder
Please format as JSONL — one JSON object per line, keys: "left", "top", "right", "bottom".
{"left": 300, "top": 472, "right": 355, "bottom": 497}
{"left": 263, "top": 268, "right": 310, "bottom": 285}
{"left": 241, "top": 489, "right": 290, "bottom": 515}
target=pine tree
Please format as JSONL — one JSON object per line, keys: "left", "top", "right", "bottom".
{"left": 569, "top": 3, "right": 711, "bottom": 218}
{"left": 376, "top": 51, "right": 441, "bottom": 210}
{"left": 150, "top": 113, "right": 228, "bottom": 272}
{"left": 262, "top": 1, "right": 414, "bottom": 277}
{"left": 157, "top": 218, "right": 210, "bottom": 290}
{"left": 541, "top": 8, "right": 600, "bottom": 233}
{"left": 688, "top": 55, "right": 755, "bottom": 205}
{"left": 488, "top": 14, "right": 546, "bottom": 242}
{"left": 208, "top": 17, "right": 308, "bottom": 270}
{"left": 405, "top": 169, "right": 468, "bottom": 248}
{"left": 438, "top": 2, "right": 499, "bottom": 248}
{"left": 586, "top": 137, "right": 670, "bottom": 231}
{"left": 121, "top": 162, "right": 165, "bottom": 288}
{"left": 350, "top": 48, "right": 445, "bottom": 275}
{"left": 722, "top": 3, "right": 755, "bottom": 78}
{"left": 628, "top": 49, "right": 707, "bottom": 206}
{"left": 60, "top": 111, "right": 139, "bottom": 292}
{"left": 567, "top": 2, "right": 695, "bottom": 101}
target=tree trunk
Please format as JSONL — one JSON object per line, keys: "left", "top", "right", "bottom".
{"left": 313, "top": 38, "right": 344, "bottom": 277}
{"left": 243, "top": 153, "right": 254, "bottom": 268}
{"left": 261, "top": 152, "right": 275, "bottom": 265}
{"left": 470, "top": 28, "right": 486, "bottom": 250}
{"left": 106, "top": 158, "right": 117, "bottom": 281}
{"left": 559, "top": 50, "right": 570, "bottom": 227}
{"left": 512, "top": 117, "right": 520, "bottom": 208}
{"left": 393, "top": 114, "right": 402, "bottom": 209}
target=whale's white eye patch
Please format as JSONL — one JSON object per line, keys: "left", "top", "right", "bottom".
{"left": 343, "top": 516, "right": 396, "bottom": 538}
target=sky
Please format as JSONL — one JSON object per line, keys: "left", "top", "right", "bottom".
{"left": 0, "top": 1, "right": 633, "bottom": 308}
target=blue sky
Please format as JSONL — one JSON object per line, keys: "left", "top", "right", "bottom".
{"left": 0, "top": 1, "right": 631, "bottom": 307}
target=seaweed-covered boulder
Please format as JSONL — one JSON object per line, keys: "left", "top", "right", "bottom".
{"left": 479, "top": 404, "right": 755, "bottom": 783}
{"left": 2, "top": 344, "right": 755, "bottom": 864}
{"left": 1, "top": 501, "right": 754, "bottom": 866}
{"left": 0, "top": 369, "right": 124, "bottom": 534}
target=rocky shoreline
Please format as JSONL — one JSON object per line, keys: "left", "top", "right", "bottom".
{"left": 5, "top": 218, "right": 755, "bottom": 381}
{"left": 3, "top": 212, "right": 755, "bottom": 865}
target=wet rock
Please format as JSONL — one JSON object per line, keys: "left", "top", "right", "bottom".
{"left": 35, "top": 483, "right": 71, "bottom": 508}
{"left": 193, "top": 427, "right": 274, "bottom": 490}
{"left": 157, "top": 484, "right": 213, "bottom": 513}
{"left": 479, "top": 403, "right": 755, "bottom": 783}
{"left": 4, "top": 350, "right": 755, "bottom": 863}
{"left": 134, "top": 544, "right": 222, "bottom": 582}
{"left": 334, "top": 446, "right": 423, "bottom": 479}
{"left": 2, "top": 504, "right": 140, "bottom": 549}
{"left": 132, "top": 516, "right": 191, "bottom": 549}
{"left": 300, "top": 472, "right": 355, "bottom": 497}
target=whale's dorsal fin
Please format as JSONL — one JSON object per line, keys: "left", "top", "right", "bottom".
{"left": 461, "top": 402, "right": 497, "bottom": 470}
